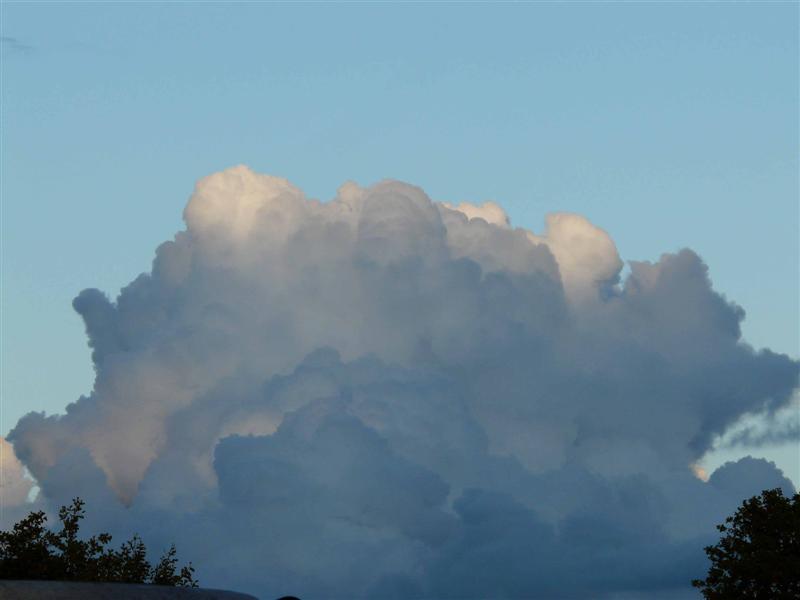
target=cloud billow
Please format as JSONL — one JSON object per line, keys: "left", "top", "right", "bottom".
{"left": 7, "top": 166, "right": 798, "bottom": 598}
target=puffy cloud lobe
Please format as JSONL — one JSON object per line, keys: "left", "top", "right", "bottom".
{"left": 708, "top": 456, "right": 795, "bottom": 504}
{"left": 441, "top": 200, "right": 510, "bottom": 227}
{"left": 527, "top": 213, "right": 624, "bottom": 303}
{"left": 0, "top": 438, "right": 33, "bottom": 508}
{"left": 7, "top": 166, "right": 799, "bottom": 598}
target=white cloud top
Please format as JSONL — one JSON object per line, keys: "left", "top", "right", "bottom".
{"left": 0, "top": 437, "right": 33, "bottom": 508}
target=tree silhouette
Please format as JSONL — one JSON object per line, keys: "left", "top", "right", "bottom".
{"left": 0, "top": 498, "right": 197, "bottom": 587}
{"left": 692, "top": 487, "right": 800, "bottom": 599}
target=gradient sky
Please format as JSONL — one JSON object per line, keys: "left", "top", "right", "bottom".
{"left": 1, "top": 2, "right": 798, "bottom": 483}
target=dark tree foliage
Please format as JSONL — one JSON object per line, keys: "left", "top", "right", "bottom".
{"left": 692, "top": 488, "right": 800, "bottom": 600}
{"left": 0, "top": 498, "right": 197, "bottom": 587}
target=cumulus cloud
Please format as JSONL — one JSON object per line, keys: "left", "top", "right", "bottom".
{"left": 0, "top": 437, "right": 34, "bottom": 509}
{"left": 8, "top": 166, "right": 799, "bottom": 598}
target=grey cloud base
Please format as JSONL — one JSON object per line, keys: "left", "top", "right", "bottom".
{"left": 7, "top": 167, "right": 799, "bottom": 599}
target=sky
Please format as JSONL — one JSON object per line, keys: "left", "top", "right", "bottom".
{"left": 1, "top": 3, "right": 798, "bottom": 598}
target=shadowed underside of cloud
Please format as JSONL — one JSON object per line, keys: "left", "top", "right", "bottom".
{"left": 6, "top": 166, "right": 798, "bottom": 599}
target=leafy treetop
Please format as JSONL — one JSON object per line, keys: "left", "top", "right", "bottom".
{"left": 692, "top": 487, "right": 800, "bottom": 600}
{"left": 0, "top": 498, "right": 197, "bottom": 587}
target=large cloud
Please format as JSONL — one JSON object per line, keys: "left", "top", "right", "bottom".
{"left": 8, "top": 166, "right": 799, "bottom": 598}
{"left": 0, "top": 437, "right": 34, "bottom": 510}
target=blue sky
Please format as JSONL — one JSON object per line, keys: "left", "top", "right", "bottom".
{"left": 2, "top": 2, "right": 797, "bottom": 482}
